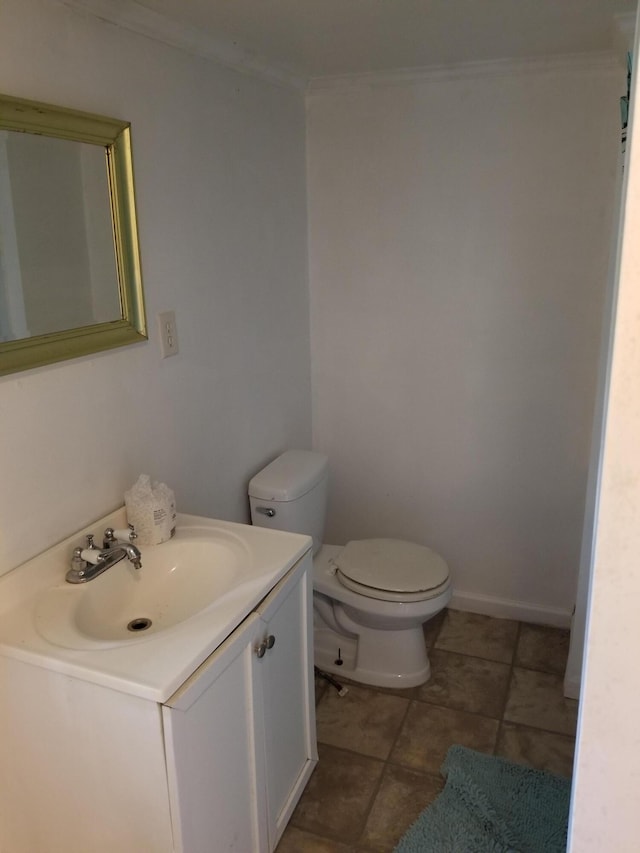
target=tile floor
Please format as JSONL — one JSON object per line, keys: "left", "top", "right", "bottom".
{"left": 276, "top": 608, "right": 578, "bottom": 853}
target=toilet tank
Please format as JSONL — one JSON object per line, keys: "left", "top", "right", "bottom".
{"left": 248, "top": 450, "right": 328, "bottom": 555}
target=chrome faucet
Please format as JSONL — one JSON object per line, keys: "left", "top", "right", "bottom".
{"left": 66, "top": 527, "right": 142, "bottom": 584}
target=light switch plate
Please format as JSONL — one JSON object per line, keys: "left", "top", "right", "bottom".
{"left": 158, "top": 311, "right": 179, "bottom": 358}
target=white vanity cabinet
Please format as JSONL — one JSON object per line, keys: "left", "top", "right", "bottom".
{"left": 0, "top": 545, "right": 316, "bottom": 853}
{"left": 163, "top": 553, "right": 317, "bottom": 852}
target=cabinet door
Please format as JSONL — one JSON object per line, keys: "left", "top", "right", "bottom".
{"left": 163, "top": 611, "right": 268, "bottom": 853}
{"left": 254, "top": 553, "right": 318, "bottom": 849}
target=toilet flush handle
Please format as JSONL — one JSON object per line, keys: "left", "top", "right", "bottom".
{"left": 255, "top": 506, "right": 276, "bottom": 518}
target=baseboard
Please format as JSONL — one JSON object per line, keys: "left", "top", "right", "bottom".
{"left": 563, "top": 673, "right": 581, "bottom": 700}
{"left": 450, "top": 590, "right": 573, "bottom": 628}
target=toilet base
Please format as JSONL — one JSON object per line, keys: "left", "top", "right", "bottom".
{"left": 313, "top": 620, "right": 432, "bottom": 689}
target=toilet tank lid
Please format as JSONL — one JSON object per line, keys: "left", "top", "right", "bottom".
{"left": 248, "top": 450, "right": 329, "bottom": 501}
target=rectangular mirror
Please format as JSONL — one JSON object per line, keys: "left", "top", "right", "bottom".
{"left": 0, "top": 94, "right": 147, "bottom": 376}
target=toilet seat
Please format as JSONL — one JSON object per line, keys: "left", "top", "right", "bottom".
{"left": 334, "top": 538, "right": 450, "bottom": 603}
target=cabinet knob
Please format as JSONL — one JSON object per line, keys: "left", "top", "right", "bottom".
{"left": 256, "top": 635, "right": 275, "bottom": 658}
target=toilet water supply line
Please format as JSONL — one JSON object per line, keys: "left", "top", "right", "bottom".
{"left": 314, "top": 666, "right": 349, "bottom": 697}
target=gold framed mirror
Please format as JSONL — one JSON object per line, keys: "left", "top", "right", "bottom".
{"left": 0, "top": 93, "right": 147, "bottom": 376}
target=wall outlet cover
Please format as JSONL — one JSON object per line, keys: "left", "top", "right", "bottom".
{"left": 158, "top": 311, "right": 178, "bottom": 358}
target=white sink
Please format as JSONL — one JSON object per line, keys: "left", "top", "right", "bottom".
{"left": 0, "top": 511, "right": 311, "bottom": 702}
{"left": 35, "top": 527, "right": 255, "bottom": 649}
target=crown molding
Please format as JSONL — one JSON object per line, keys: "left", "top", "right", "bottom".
{"left": 308, "top": 51, "right": 621, "bottom": 94}
{"left": 58, "top": 0, "right": 306, "bottom": 92}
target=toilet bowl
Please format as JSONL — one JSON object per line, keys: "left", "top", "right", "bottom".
{"left": 248, "top": 450, "right": 452, "bottom": 688}
{"left": 312, "top": 541, "right": 451, "bottom": 687}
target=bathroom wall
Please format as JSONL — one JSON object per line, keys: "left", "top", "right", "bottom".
{"left": 0, "top": 0, "right": 311, "bottom": 574}
{"left": 307, "top": 58, "right": 622, "bottom": 623}
{"left": 569, "top": 12, "right": 640, "bottom": 845}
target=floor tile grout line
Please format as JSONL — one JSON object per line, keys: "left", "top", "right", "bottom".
{"left": 498, "top": 718, "right": 578, "bottom": 741}
{"left": 312, "top": 743, "right": 388, "bottom": 849}
{"left": 312, "top": 738, "right": 417, "bottom": 766}
{"left": 385, "top": 692, "right": 414, "bottom": 761}
{"left": 431, "top": 647, "right": 517, "bottom": 665}
{"left": 512, "top": 662, "right": 572, "bottom": 677}
{"left": 490, "top": 620, "right": 520, "bottom": 755}
{"left": 510, "top": 620, "right": 523, "bottom": 667}
{"left": 354, "top": 760, "right": 392, "bottom": 849}
{"left": 313, "top": 740, "right": 391, "bottom": 766}
{"left": 409, "top": 696, "right": 505, "bottom": 729}
{"left": 426, "top": 646, "right": 513, "bottom": 666}
{"left": 384, "top": 754, "right": 448, "bottom": 780}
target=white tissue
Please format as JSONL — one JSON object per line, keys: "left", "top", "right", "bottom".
{"left": 125, "top": 474, "right": 177, "bottom": 545}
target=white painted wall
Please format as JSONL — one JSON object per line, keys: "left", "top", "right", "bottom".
{"left": 0, "top": 0, "right": 310, "bottom": 574}
{"left": 569, "top": 12, "right": 640, "bottom": 846}
{"left": 307, "top": 60, "right": 622, "bottom": 623}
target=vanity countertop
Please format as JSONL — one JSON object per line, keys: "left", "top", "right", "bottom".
{"left": 0, "top": 509, "right": 311, "bottom": 703}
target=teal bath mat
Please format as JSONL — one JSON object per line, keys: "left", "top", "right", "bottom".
{"left": 395, "top": 745, "right": 571, "bottom": 853}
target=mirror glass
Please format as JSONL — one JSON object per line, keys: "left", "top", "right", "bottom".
{"left": 0, "top": 94, "right": 147, "bottom": 375}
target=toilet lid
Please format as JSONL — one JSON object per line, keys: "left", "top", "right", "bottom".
{"left": 335, "top": 538, "right": 449, "bottom": 597}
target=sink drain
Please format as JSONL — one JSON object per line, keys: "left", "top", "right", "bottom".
{"left": 127, "top": 617, "right": 152, "bottom": 633}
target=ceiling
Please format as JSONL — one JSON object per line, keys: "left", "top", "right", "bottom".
{"left": 63, "top": 0, "right": 637, "bottom": 87}
{"left": 120, "top": 0, "right": 636, "bottom": 81}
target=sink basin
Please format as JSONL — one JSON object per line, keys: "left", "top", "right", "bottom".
{"left": 34, "top": 527, "right": 253, "bottom": 649}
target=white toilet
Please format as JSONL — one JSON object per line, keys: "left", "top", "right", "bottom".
{"left": 249, "top": 450, "right": 452, "bottom": 688}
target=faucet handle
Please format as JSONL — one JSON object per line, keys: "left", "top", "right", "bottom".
{"left": 124, "top": 523, "right": 138, "bottom": 542}
{"left": 113, "top": 524, "right": 137, "bottom": 542}
{"left": 80, "top": 548, "right": 103, "bottom": 565}
{"left": 103, "top": 525, "right": 138, "bottom": 548}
